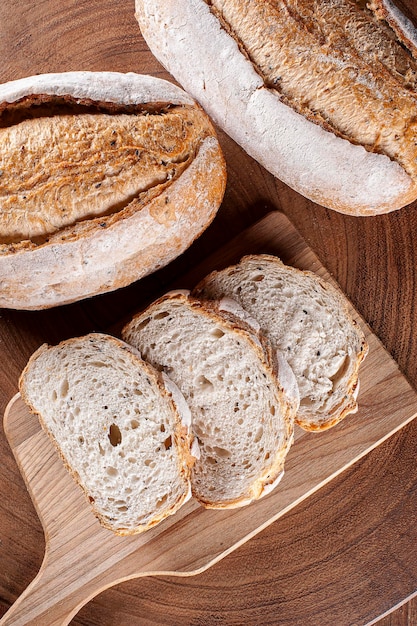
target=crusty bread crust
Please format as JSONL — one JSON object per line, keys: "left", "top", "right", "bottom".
{"left": 19, "top": 333, "right": 194, "bottom": 535}
{"left": 369, "top": 0, "right": 417, "bottom": 57}
{"left": 0, "top": 71, "right": 196, "bottom": 108}
{"left": 135, "top": 0, "right": 417, "bottom": 215}
{"left": 0, "top": 72, "right": 226, "bottom": 309}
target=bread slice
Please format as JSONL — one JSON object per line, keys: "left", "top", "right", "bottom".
{"left": 19, "top": 333, "right": 194, "bottom": 535}
{"left": 122, "top": 291, "right": 295, "bottom": 509}
{"left": 193, "top": 254, "right": 368, "bottom": 431}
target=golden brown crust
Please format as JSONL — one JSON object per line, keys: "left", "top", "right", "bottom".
{"left": 207, "top": 0, "right": 417, "bottom": 181}
{"left": 368, "top": 0, "right": 417, "bottom": 57}
{"left": 0, "top": 98, "right": 214, "bottom": 244}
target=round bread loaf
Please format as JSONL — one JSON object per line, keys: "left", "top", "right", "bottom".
{"left": 0, "top": 71, "right": 226, "bottom": 309}
{"left": 135, "top": 0, "right": 417, "bottom": 215}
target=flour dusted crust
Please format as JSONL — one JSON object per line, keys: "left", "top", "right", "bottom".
{"left": 0, "top": 71, "right": 226, "bottom": 309}
{"left": 0, "top": 71, "right": 196, "bottom": 108}
{"left": 135, "top": 0, "right": 417, "bottom": 215}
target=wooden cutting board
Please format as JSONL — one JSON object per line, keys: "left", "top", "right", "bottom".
{"left": 3, "top": 212, "right": 417, "bottom": 626}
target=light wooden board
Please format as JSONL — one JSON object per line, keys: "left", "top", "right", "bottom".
{"left": 3, "top": 212, "right": 417, "bottom": 626}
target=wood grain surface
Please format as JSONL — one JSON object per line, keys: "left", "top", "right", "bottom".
{"left": 3, "top": 212, "right": 417, "bottom": 625}
{"left": 0, "top": 1, "right": 417, "bottom": 625}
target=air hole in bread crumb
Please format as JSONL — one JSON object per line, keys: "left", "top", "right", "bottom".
{"left": 136, "top": 318, "right": 150, "bottom": 330}
{"left": 196, "top": 375, "right": 214, "bottom": 391}
{"left": 254, "top": 427, "right": 264, "bottom": 443}
{"left": 206, "top": 457, "right": 218, "bottom": 465}
{"left": 106, "top": 466, "right": 118, "bottom": 476}
{"left": 51, "top": 390, "right": 57, "bottom": 401}
{"left": 212, "top": 446, "right": 230, "bottom": 457}
{"left": 164, "top": 436, "right": 172, "bottom": 450}
{"left": 270, "top": 405, "right": 276, "bottom": 415}
{"left": 156, "top": 494, "right": 168, "bottom": 508}
{"left": 211, "top": 328, "right": 225, "bottom": 339}
{"left": 330, "top": 355, "right": 350, "bottom": 386}
{"left": 108, "top": 423, "right": 122, "bottom": 446}
{"left": 130, "top": 419, "right": 139, "bottom": 429}
{"left": 60, "top": 378, "right": 69, "bottom": 398}
{"left": 78, "top": 436, "right": 84, "bottom": 445}
{"left": 253, "top": 274, "right": 265, "bottom": 281}
{"left": 160, "top": 423, "right": 166, "bottom": 432}
{"left": 98, "top": 443, "right": 105, "bottom": 456}
{"left": 154, "top": 311, "right": 170, "bottom": 320}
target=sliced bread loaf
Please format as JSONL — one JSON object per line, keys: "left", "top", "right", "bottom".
{"left": 122, "top": 291, "right": 295, "bottom": 509}
{"left": 193, "top": 254, "right": 368, "bottom": 431}
{"left": 19, "top": 333, "right": 193, "bottom": 535}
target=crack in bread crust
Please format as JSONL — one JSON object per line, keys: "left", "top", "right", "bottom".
{"left": 0, "top": 96, "right": 212, "bottom": 244}
{"left": 206, "top": 0, "right": 417, "bottom": 178}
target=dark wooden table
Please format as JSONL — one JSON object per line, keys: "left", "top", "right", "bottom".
{"left": 0, "top": 1, "right": 417, "bottom": 624}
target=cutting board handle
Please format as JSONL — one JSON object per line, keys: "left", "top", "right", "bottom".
{"left": 0, "top": 552, "right": 100, "bottom": 625}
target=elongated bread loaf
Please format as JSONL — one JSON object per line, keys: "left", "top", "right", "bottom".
{"left": 0, "top": 71, "right": 226, "bottom": 309}
{"left": 193, "top": 255, "right": 368, "bottom": 430}
{"left": 135, "top": 0, "right": 417, "bottom": 215}
{"left": 19, "top": 333, "right": 194, "bottom": 535}
{"left": 123, "top": 291, "right": 295, "bottom": 509}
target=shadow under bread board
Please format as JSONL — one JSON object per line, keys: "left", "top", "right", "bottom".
{"left": 3, "top": 211, "right": 417, "bottom": 626}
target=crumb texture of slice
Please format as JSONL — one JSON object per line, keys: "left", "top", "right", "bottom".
{"left": 123, "top": 292, "right": 294, "bottom": 509}
{"left": 19, "top": 333, "right": 191, "bottom": 535}
{"left": 193, "top": 254, "right": 368, "bottom": 430}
